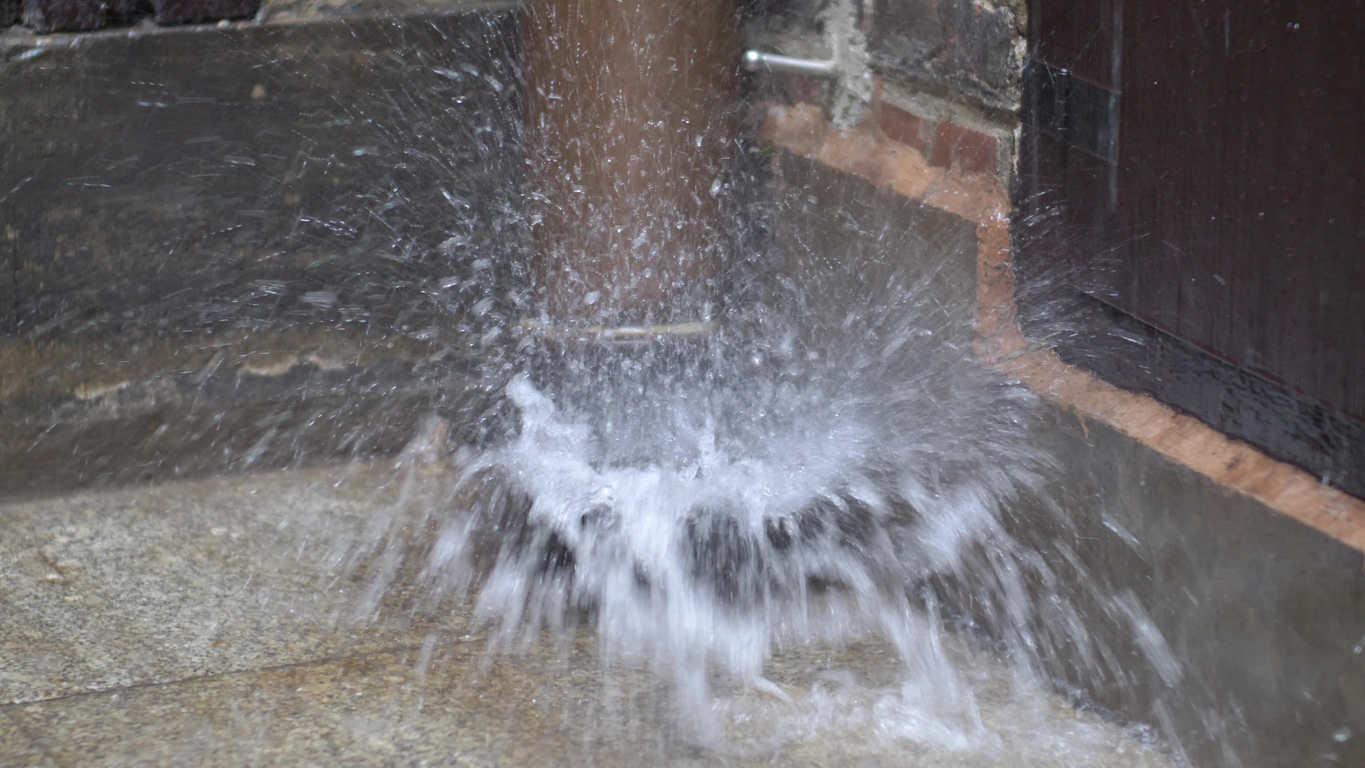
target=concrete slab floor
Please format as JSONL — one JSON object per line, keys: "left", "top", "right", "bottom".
{"left": 0, "top": 465, "right": 1173, "bottom": 767}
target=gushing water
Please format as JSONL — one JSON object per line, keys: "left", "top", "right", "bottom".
{"left": 332, "top": 179, "right": 1174, "bottom": 762}
{"left": 294, "top": 9, "right": 1187, "bottom": 751}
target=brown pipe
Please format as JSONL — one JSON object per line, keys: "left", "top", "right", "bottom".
{"left": 522, "top": 0, "right": 738, "bottom": 328}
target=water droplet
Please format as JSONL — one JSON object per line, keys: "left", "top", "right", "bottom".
{"left": 583, "top": 291, "right": 600, "bottom": 306}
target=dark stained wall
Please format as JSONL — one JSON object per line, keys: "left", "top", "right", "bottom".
{"left": 1027, "top": 0, "right": 1365, "bottom": 420}
{"left": 1, "top": 10, "right": 521, "bottom": 338}
{"left": 871, "top": 0, "right": 1023, "bottom": 112}
{"left": 1018, "top": 0, "right": 1365, "bottom": 496}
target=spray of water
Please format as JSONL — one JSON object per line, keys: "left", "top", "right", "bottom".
{"left": 325, "top": 155, "right": 1180, "bottom": 761}
{"left": 242, "top": 6, "right": 1190, "bottom": 763}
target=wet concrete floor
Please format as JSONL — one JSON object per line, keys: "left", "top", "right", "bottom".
{"left": 0, "top": 463, "right": 1174, "bottom": 767}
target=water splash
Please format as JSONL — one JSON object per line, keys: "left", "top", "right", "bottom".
{"left": 333, "top": 180, "right": 1136, "bottom": 752}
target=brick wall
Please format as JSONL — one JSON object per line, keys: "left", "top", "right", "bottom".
{"left": 745, "top": 0, "right": 1023, "bottom": 185}
{"left": 870, "top": 0, "right": 1025, "bottom": 113}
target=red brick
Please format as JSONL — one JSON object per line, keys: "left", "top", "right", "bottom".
{"left": 930, "top": 120, "right": 999, "bottom": 177}
{"left": 877, "top": 105, "right": 929, "bottom": 154}
{"left": 759, "top": 103, "right": 828, "bottom": 156}
{"left": 776, "top": 73, "right": 822, "bottom": 105}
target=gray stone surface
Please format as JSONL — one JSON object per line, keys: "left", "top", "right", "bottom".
{"left": 768, "top": 151, "right": 981, "bottom": 351}
{"left": 0, "top": 464, "right": 1171, "bottom": 767}
{"left": 0, "top": 463, "right": 466, "bottom": 703}
{"left": 260, "top": 0, "right": 491, "bottom": 22}
{"left": 3, "top": 643, "right": 1172, "bottom": 768}
{"left": 0, "top": 328, "right": 493, "bottom": 502}
{"left": 1019, "top": 410, "right": 1365, "bottom": 768}
{"left": 0, "top": 709, "right": 55, "bottom": 767}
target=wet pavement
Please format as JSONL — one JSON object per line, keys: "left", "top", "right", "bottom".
{"left": 0, "top": 464, "right": 1174, "bottom": 767}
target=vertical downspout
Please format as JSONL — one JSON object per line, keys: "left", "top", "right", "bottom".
{"left": 521, "top": 0, "right": 738, "bottom": 335}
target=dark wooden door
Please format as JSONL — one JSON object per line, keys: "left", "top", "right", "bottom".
{"left": 1019, "top": 0, "right": 1365, "bottom": 496}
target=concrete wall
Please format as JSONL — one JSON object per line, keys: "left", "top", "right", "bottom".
{"left": 1, "top": 5, "right": 520, "bottom": 337}
{"left": 0, "top": 5, "right": 520, "bottom": 499}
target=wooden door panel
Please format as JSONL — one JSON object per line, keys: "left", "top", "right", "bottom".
{"left": 1020, "top": 0, "right": 1365, "bottom": 496}
{"left": 1024, "top": 0, "right": 1365, "bottom": 419}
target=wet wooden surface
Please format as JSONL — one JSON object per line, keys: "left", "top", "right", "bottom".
{"left": 1019, "top": 0, "right": 1365, "bottom": 496}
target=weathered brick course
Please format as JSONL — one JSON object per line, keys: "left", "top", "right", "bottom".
{"left": 870, "top": 0, "right": 1019, "bottom": 110}
{"left": 929, "top": 119, "right": 999, "bottom": 176}
{"left": 877, "top": 104, "right": 929, "bottom": 154}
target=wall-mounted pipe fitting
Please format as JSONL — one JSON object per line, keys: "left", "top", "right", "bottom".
{"left": 742, "top": 50, "right": 838, "bottom": 79}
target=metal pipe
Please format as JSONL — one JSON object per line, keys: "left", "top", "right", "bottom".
{"left": 742, "top": 50, "right": 838, "bottom": 79}
{"left": 522, "top": 0, "right": 739, "bottom": 330}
